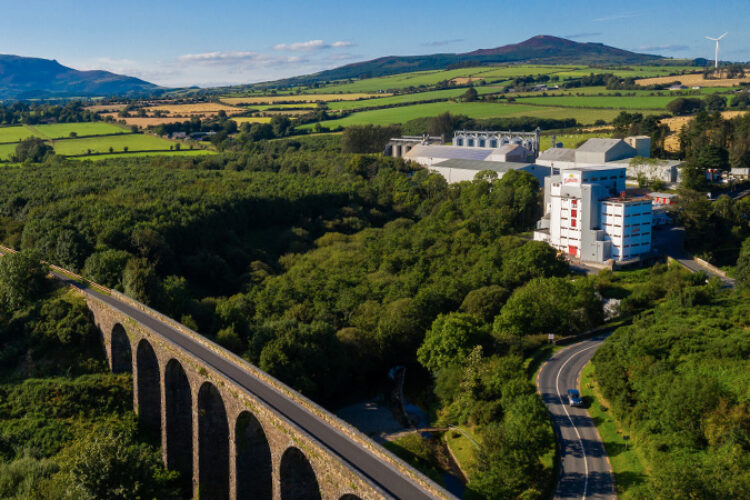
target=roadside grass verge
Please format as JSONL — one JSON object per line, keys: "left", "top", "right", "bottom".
{"left": 581, "top": 361, "right": 647, "bottom": 499}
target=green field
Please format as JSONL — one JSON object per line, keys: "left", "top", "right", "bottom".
{"left": 71, "top": 149, "right": 215, "bottom": 160}
{"left": 0, "top": 125, "right": 40, "bottom": 143}
{"left": 32, "top": 122, "right": 127, "bottom": 138}
{"left": 0, "top": 143, "right": 18, "bottom": 160}
{"left": 304, "top": 64, "right": 698, "bottom": 94}
{"left": 542, "top": 132, "right": 613, "bottom": 148}
{"left": 304, "top": 101, "right": 657, "bottom": 129}
{"left": 51, "top": 134, "right": 176, "bottom": 156}
{"left": 515, "top": 95, "right": 687, "bottom": 110}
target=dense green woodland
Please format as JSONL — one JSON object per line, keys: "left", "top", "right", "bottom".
{"left": 0, "top": 130, "right": 747, "bottom": 499}
{"left": 0, "top": 252, "right": 176, "bottom": 499}
{"left": 0, "top": 137, "right": 589, "bottom": 498}
{"left": 592, "top": 287, "right": 750, "bottom": 499}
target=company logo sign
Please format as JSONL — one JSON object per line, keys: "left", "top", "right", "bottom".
{"left": 563, "top": 172, "right": 581, "bottom": 185}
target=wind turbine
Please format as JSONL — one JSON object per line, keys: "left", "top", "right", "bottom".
{"left": 705, "top": 33, "right": 727, "bottom": 70}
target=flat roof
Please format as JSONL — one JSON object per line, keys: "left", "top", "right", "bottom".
{"left": 433, "top": 158, "right": 535, "bottom": 173}
{"left": 603, "top": 196, "right": 652, "bottom": 203}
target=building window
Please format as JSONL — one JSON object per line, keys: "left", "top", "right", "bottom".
{"left": 571, "top": 219, "right": 577, "bottom": 228}
{"left": 571, "top": 209, "right": 577, "bottom": 218}
{"left": 457, "top": 139, "right": 463, "bottom": 146}
{"left": 571, "top": 200, "right": 577, "bottom": 207}
{"left": 479, "top": 139, "right": 486, "bottom": 148}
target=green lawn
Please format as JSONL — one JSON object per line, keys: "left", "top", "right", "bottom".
{"left": 328, "top": 88, "right": 468, "bottom": 111}
{"left": 70, "top": 149, "right": 215, "bottom": 160}
{"left": 581, "top": 362, "right": 647, "bottom": 499}
{"left": 0, "top": 125, "right": 40, "bottom": 143}
{"left": 52, "top": 134, "right": 176, "bottom": 156}
{"left": 303, "top": 101, "right": 650, "bottom": 129}
{"left": 33, "top": 122, "right": 127, "bottom": 139}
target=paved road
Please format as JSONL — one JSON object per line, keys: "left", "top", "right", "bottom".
{"left": 537, "top": 337, "right": 616, "bottom": 500}
{"left": 58, "top": 273, "right": 447, "bottom": 500}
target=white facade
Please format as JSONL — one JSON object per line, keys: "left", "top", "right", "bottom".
{"left": 534, "top": 166, "right": 652, "bottom": 263}
{"left": 601, "top": 199, "right": 653, "bottom": 260}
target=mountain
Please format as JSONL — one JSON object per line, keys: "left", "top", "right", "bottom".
{"left": 0, "top": 54, "right": 162, "bottom": 99}
{"left": 257, "top": 35, "right": 666, "bottom": 88}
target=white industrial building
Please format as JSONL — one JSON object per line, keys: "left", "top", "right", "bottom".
{"left": 533, "top": 166, "right": 653, "bottom": 263}
{"left": 421, "top": 158, "right": 550, "bottom": 185}
{"left": 536, "top": 136, "right": 683, "bottom": 185}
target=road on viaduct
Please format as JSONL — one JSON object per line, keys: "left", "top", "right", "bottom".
{"left": 58, "top": 271, "right": 449, "bottom": 500}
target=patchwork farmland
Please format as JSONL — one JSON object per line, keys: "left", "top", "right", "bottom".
{"left": 0, "top": 122, "right": 214, "bottom": 161}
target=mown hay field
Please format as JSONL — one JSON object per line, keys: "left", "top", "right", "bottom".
{"left": 231, "top": 116, "right": 273, "bottom": 124}
{"left": 148, "top": 102, "right": 245, "bottom": 116}
{"left": 221, "top": 93, "right": 385, "bottom": 105}
{"left": 636, "top": 73, "right": 750, "bottom": 87}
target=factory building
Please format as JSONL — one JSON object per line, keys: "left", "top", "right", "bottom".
{"left": 421, "top": 159, "right": 550, "bottom": 185}
{"left": 536, "top": 136, "right": 682, "bottom": 185}
{"left": 452, "top": 129, "right": 541, "bottom": 156}
{"left": 533, "top": 166, "right": 652, "bottom": 263}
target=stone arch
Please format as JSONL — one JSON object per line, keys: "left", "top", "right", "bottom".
{"left": 165, "top": 359, "right": 192, "bottom": 497}
{"left": 198, "top": 382, "right": 229, "bottom": 500}
{"left": 136, "top": 339, "right": 160, "bottom": 438}
{"left": 280, "top": 447, "right": 321, "bottom": 500}
{"left": 235, "top": 411, "right": 272, "bottom": 500}
{"left": 111, "top": 323, "right": 132, "bottom": 373}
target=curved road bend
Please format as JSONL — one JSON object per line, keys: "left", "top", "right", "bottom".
{"left": 58, "top": 274, "right": 449, "bottom": 500}
{"left": 537, "top": 337, "right": 616, "bottom": 500}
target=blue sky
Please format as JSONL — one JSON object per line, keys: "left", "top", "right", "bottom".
{"left": 1, "top": 0, "right": 748, "bottom": 87}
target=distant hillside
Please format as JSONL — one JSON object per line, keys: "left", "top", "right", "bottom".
{"left": 0, "top": 54, "right": 162, "bottom": 99}
{"left": 257, "top": 35, "right": 666, "bottom": 89}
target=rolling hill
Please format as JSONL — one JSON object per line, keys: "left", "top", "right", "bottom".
{"left": 256, "top": 35, "right": 667, "bottom": 89}
{"left": 0, "top": 54, "right": 162, "bottom": 99}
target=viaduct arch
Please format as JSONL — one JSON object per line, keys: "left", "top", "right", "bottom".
{"left": 66, "top": 273, "right": 453, "bottom": 500}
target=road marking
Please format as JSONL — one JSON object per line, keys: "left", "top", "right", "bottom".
{"left": 555, "top": 343, "right": 599, "bottom": 500}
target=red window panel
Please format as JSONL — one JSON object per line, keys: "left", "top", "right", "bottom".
{"left": 571, "top": 199, "right": 577, "bottom": 207}
{"left": 571, "top": 219, "right": 577, "bottom": 228}
{"left": 571, "top": 209, "right": 578, "bottom": 218}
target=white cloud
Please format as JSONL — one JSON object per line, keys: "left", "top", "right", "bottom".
{"left": 273, "top": 39, "right": 353, "bottom": 51}
{"left": 177, "top": 51, "right": 261, "bottom": 64}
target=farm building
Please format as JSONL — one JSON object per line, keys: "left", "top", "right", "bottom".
{"left": 533, "top": 166, "right": 653, "bottom": 263}
{"left": 731, "top": 167, "right": 750, "bottom": 179}
{"left": 423, "top": 159, "right": 550, "bottom": 184}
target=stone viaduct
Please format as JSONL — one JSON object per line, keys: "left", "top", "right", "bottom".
{"left": 0, "top": 246, "right": 451, "bottom": 500}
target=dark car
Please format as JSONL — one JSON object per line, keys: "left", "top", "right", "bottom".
{"left": 567, "top": 389, "right": 583, "bottom": 407}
